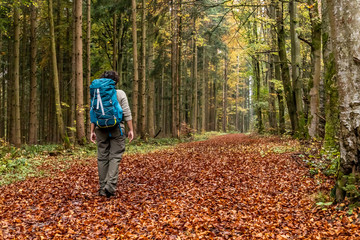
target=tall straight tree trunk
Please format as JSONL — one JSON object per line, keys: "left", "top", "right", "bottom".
{"left": 268, "top": 55, "right": 278, "bottom": 133}
{"left": 139, "top": 0, "right": 147, "bottom": 139}
{"left": 113, "top": 14, "right": 118, "bottom": 70}
{"left": 201, "top": 46, "right": 206, "bottom": 133}
{"left": 253, "top": 56, "right": 262, "bottom": 133}
{"left": 191, "top": 22, "right": 198, "bottom": 131}
{"left": 289, "top": 0, "right": 304, "bottom": 135}
{"left": 147, "top": 23, "right": 155, "bottom": 137}
{"left": 308, "top": 0, "right": 322, "bottom": 138}
{"left": 118, "top": 14, "right": 124, "bottom": 86}
{"left": 75, "top": 0, "right": 85, "bottom": 144}
{"left": 274, "top": 55, "right": 285, "bottom": 133}
{"left": 327, "top": 0, "right": 360, "bottom": 202}
{"left": 276, "top": 1, "right": 298, "bottom": 134}
{"left": 49, "top": 0, "right": 65, "bottom": 142}
{"left": 29, "top": 3, "right": 38, "bottom": 144}
{"left": 131, "top": 0, "right": 139, "bottom": 136}
{"left": 85, "top": 0, "right": 91, "bottom": 139}
{"left": 222, "top": 54, "right": 228, "bottom": 132}
{"left": 69, "top": 0, "right": 76, "bottom": 142}
{"left": 171, "top": 0, "right": 179, "bottom": 137}
{"left": 323, "top": 0, "right": 339, "bottom": 149}
{"left": 176, "top": 0, "right": 182, "bottom": 136}
{"left": 12, "top": 6, "right": 21, "bottom": 147}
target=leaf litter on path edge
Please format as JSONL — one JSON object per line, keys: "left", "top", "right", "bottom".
{"left": 0, "top": 134, "right": 359, "bottom": 239}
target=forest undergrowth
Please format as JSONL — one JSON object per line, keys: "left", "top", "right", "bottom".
{"left": 1, "top": 134, "right": 359, "bottom": 239}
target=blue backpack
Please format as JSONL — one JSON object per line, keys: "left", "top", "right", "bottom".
{"left": 90, "top": 78, "right": 123, "bottom": 129}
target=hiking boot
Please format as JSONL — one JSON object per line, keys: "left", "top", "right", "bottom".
{"left": 98, "top": 189, "right": 106, "bottom": 197}
{"left": 104, "top": 188, "right": 115, "bottom": 198}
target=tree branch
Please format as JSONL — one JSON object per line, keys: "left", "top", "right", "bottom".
{"left": 298, "top": 35, "right": 312, "bottom": 47}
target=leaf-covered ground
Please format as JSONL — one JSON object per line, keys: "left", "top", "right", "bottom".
{"left": 1, "top": 134, "right": 359, "bottom": 239}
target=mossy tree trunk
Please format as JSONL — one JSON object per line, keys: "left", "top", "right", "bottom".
{"left": 322, "top": 0, "right": 339, "bottom": 150}
{"left": 328, "top": 0, "right": 360, "bottom": 202}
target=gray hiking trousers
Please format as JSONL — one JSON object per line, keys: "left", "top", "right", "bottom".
{"left": 95, "top": 125, "right": 126, "bottom": 195}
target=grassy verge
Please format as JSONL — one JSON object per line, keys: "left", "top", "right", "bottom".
{"left": 0, "top": 131, "right": 223, "bottom": 186}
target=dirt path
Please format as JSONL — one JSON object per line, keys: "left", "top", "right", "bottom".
{"left": 1, "top": 134, "right": 359, "bottom": 239}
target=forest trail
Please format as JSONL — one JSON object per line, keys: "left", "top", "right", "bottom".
{"left": 1, "top": 134, "right": 359, "bottom": 239}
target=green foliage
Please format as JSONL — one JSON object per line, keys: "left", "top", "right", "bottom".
{"left": 342, "top": 174, "right": 360, "bottom": 201}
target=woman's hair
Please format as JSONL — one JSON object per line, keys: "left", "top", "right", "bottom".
{"left": 101, "top": 70, "right": 119, "bottom": 84}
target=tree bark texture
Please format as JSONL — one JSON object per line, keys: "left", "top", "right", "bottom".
{"left": 85, "top": 0, "right": 91, "bottom": 140}
{"left": 131, "top": 0, "right": 139, "bottom": 136}
{"left": 328, "top": 0, "right": 360, "bottom": 201}
{"left": 49, "top": 0, "right": 65, "bottom": 142}
{"left": 222, "top": 54, "right": 228, "bottom": 132}
{"left": 140, "top": 0, "right": 147, "bottom": 139}
{"left": 323, "top": 0, "right": 339, "bottom": 149}
{"left": 308, "top": 0, "right": 322, "bottom": 138}
{"left": 276, "top": 1, "right": 298, "bottom": 134}
{"left": 75, "top": 0, "right": 85, "bottom": 144}
{"left": 29, "top": 3, "right": 38, "bottom": 145}
{"left": 289, "top": 0, "right": 305, "bottom": 135}
{"left": 12, "top": 6, "right": 21, "bottom": 147}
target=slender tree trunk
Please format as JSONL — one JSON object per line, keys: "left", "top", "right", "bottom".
{"left": 49, "top": 0, "right": 65, "bottom": 142}
{"left": 268, "top": 55, "right": 278, "bottom": 133}
{"left": 118, "top": 14, "right": 124, "bottom": 86}
{"left": 171, "top": 0, "right": 179, "bottom": 137}
{"left": 176, "top": 0, "right": 182, "bottom": 136}
{"left": 12, "top": 6, "right": 21, "bottom": 147}
{"left": 74, "top": 0, "right": 85, "bottom": 144}
{"left": 191, "top": 22, "right": 198, "bottom": 131}
{"left": 328, "top": 0, "right": 360, "bottom": 202}
{"left": 323, "top": 0, "right": 339, "bottom": 149}
{"left": 201, "top": 46, "right": 206, "bottom": 133}
{"left": 274, "top": 55, "right": 285, "bottom": 133}
{"left": 308, "top": 0, "right": 322, "bottom": 138}
{"left": 276, "top": 1, "right": 298, "bottom": 134}
{"left": 113, "top": 14, "right": 118, "bottom": 70}
{"left": 85, "top": 0, "right": 91, "bottom": 140}
{"left": 147, "top": 35, "right": 155, "bottom": 137}
{"left": 222, "top": 54, "right": 228, "bottom": 132}
{"left": 29, "top": 3, "right": 38, "bottom": 144}
{"left": 139, "top": 0, "right": 147, "bottom": 139}
{"left": 131, "top": 0, "right": 139, "bottom": 136}
{"left": 69, "top": 0, "right": 76, "bottom": 142}
{"left": 290, "top": 0, "right": 305, "bottom": 135}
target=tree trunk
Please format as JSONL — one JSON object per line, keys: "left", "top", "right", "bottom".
{"left": 268, "top": 55, "right": 278, "bottom": 133}
{"left": 131, "top": 0, "right": 139, "bottom": 136}
{"left": 74, "top": 0, "right": 85, "bottom": 144}
{"left": 12, "top": 6, "right": 21, "bottom": 147}
{"left": 176, "top": 1, "right": 182, "bottom": 135}
{"left": 222, "top": 54, "right": 228, "bottom": 132}
{"left": 85, "top": 0, "right": 91, "bottom": 140}
{"left": 171, "top": 0, "right": 179, "bottom": 138}
{"left": 201, "top": 46, "right": 206, "bottom": 133}
{"left": 327, "top": 0, "right": 360, "bottom": 202}
{"left": 29, "top": 3, "right": 38, "bottom": 145}
{"left": 276, "top": 1, "right": 298, "bottom": 134}
{"left": 147, "top": 18, "right": 155, "bottom": 137}
{"left": 323, "top": 0, "right": 339, "bottom": 149}
{"left": 308, "top": 0, "right": 322, "bottom": 138}
{"left": 289, "top": 0, "right": 305, "bottom": 135}
{"left": 49, "top": 0, "right": 65, "bottom": 143}
{"left": 275, "top": 55, "right": 285, "bottom": 134}
{"left": 140, "top": 0, "right": 147, "bottom": 139}
{"left": 191, "top": 23, "right": 198, "bottom": 131}
{"left": 69, "top": 0, "right": 76, "bottom": 142}
{"left": 113, "top": 14, "right": 118, "bottom": 70}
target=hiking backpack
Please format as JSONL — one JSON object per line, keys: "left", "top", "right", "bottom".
{"left": 90, "top": 78, "right": 123, "bottom": 128}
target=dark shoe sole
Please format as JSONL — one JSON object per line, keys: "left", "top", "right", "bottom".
{"left": 104, "top": 188, "right": 115, "bottom": 198}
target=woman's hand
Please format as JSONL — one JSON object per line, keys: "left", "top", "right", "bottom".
{"left": 90, "top": 132, "right": 96, "bottom": 143}
{"left": 127, "top": 130, "right": 134, "bottom": 143}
